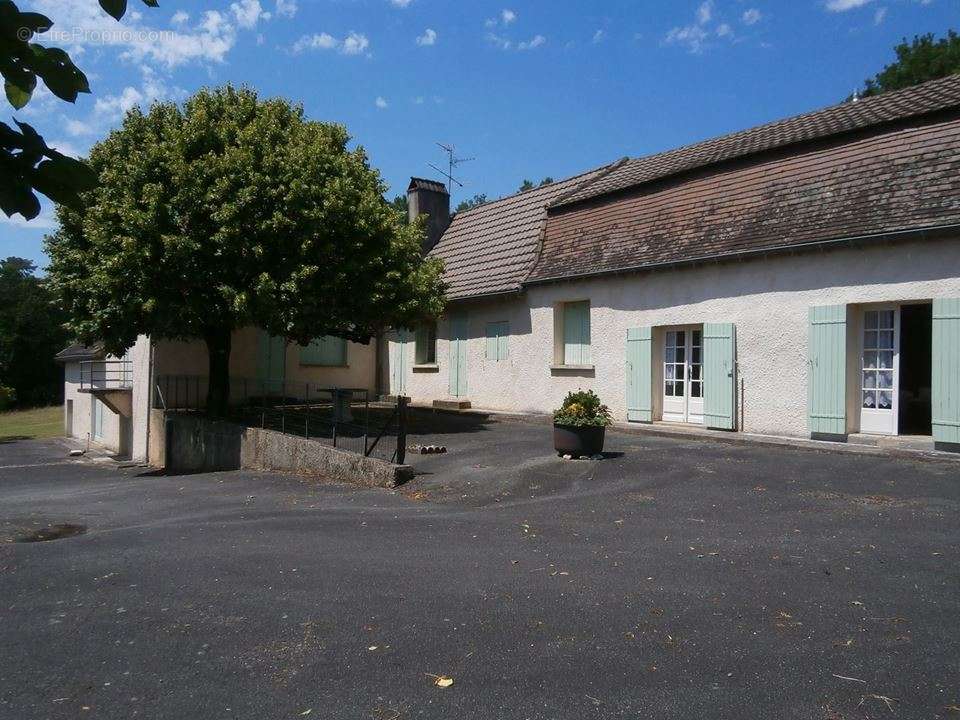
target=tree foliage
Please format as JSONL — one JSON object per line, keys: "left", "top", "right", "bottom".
{"left": 455, "top": 193, "right": 488, "bottom": 213}
{"left": 859, "top": 30, "right": 960, "bottom": 98}
{"left": 0, "top": 256, "right": 69, "bottom": 407}
{"left": 45, "top": 86, "right": 446, "bottom": 414}
{"left": 518, "top": 177, "right": 554, "bottom": 192}
{"left": 0, "top": 0, "right": 157, "bottom": 220}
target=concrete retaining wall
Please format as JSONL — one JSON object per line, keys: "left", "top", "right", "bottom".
{"left": 162, "top": 413, "right": 409, "bottom": 488}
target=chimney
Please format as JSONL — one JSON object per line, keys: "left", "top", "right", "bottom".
{"left": 407, "top": 177, "right": 451, "bottom": 254}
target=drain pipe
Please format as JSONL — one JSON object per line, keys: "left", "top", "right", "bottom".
{"left": 144, "top": 339, "right": 155, "bottom": 465}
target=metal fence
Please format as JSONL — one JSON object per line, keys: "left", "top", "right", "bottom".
{"left": 154, "top": 375, "right": 408, "bottom": 464}
{"left": 80, "top": 359, "right": 132, "bottom": 390}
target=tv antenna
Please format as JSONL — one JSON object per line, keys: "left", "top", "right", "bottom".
{"left": 428, "top": 142, "right": 474, "bottom": 191}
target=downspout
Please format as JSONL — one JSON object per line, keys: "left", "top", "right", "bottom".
{"left": 144, "top": 339, "right": 155, "bottom": 465}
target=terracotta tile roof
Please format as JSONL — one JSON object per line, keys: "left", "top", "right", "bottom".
{"left": 428, "top": 166, "right": 611, "bottom": 300}
{"left": 553, "top": 74, "right": 960, "bottom": 208}
{"left": 54, "top": 344, "right": 103, "bottom": 363}
{"left": 528, "top": 107, "right": 960, "bottom": 284}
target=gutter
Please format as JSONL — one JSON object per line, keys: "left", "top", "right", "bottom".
{"left": 522, "top": 223, "right": 960, "bottom": 288}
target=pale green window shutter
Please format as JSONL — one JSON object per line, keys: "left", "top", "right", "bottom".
{"left": 807, "top": 305, "right": 847, "bottom": 436}
{"left": 300, "top": 336, "right": 347, "bottom": 366}
{"left": 933, "top": 299, "right": 960, "bottom": 446}
{"left": 563, "top": 301, "right": 591, "bottom": 365}
{"left": 449, "top": 315, "right": 468, "bottom": 397}
{"left": 257, "top": 331, "right": 286, "bottom": 392}
{"left": 390, "top": 329, "right": 409, "bottom": 394}
{"left": 626, "top": 327, "right": 652, "bottom": 422}
{"left": 485, "top": 321, "right": 509, "bottom": 361}
{"left": 703, "top": 323, "right": 737, "bottom": 430}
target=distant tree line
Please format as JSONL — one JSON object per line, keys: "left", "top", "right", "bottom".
{"left": 0, "top": 257, "right": 69, "bottom": 409}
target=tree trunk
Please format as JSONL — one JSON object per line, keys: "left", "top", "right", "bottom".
{"left": 205, "top": 329, "right": 232, "bottom": 418}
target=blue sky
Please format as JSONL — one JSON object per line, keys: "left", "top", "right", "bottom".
{"left": 3, "top": 0, "right": 956, "bottom": 270}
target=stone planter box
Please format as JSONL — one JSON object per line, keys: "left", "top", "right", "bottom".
{"left": 553, "top": 424, "right": 606, "bottom": 458}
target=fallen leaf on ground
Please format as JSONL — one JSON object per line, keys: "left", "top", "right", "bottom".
{"left": 435, "top": 676, "right": 454, "bottom": 688}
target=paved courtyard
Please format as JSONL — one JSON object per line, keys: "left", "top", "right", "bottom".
{"left": 1, "top": 427, "right": 958, "bottom": 719}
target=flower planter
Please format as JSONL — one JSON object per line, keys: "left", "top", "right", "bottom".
{"left": 553, "top": 424, "right": 606, "bottom": 458}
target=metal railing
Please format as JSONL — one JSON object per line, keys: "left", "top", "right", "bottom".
{"left": 80, "top": 359, "right": 133, "bottom": 390}
{"left": 154, "top": 375, "right": 408, "bottom": 464}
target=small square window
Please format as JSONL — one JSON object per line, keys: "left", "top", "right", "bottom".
{"left": 416, "top": 323, "right": 437, "bottom": 365}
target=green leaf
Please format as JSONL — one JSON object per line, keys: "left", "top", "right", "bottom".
{"left": 4, "top": 79, "right": 31, "bottom": 109}
{"left": 28, "top": 45, "right": 89, "bottom": 102}
{"left": 98, "top": 0, "right": 128, "bottom": 21}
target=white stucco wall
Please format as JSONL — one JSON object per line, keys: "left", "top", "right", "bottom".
{"left": 387, "top": 237, "right": 960, "bottom": 438}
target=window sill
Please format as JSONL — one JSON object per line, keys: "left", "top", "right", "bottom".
{"left": 412, "top": 363, "right": 439, "bottom": 372}
{"left": 550, "top": 364, "right": 595, "bottom": 374}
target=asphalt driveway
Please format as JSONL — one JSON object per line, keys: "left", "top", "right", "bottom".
{"left": 1, "top": 430, "right": 958, "bottom": 719}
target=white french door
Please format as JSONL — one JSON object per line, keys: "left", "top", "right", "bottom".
{"left": 860, "top": 307, "right": 899, "bottom": 435}
{"left": 662, "top": 328, "right": 704, "bottom": 424}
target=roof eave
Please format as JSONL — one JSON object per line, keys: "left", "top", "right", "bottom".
{"left": 523, "top": 223, "right": 960, "bottom": 288}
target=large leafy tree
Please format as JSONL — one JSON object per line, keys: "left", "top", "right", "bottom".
{"left": 1, "top": 0, "right": 157, "bottom": 220}
{"left": 45, "top": 86, "right": 446, "bottom": 415}
{"left": 859, "top": 30, "right": 960, "bottom": 98}
{"left": 0, "top": 256, "right": 69, "bottom": 406}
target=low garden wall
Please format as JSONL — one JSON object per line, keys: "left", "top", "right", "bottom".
{"left": 161, "top": 413, "right": 410, "bottom": 488}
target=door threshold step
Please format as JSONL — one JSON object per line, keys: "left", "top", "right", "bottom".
{"left": 848, "top": 433, "right": 934, "bottom": 451}
{"left": 433, "top": 399, "right": 472, "bottom": 411}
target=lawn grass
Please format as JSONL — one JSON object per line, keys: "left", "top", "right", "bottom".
{"left": 0, "top": 405, "right": 63, "bottom": 441}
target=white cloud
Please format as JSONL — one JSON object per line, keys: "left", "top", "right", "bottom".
{"left": 389, "top": 0, "right": 412, "bottom": 7}
{"left": 65, "top": 119, "right": 93, "bottom": 137}
{"left": 341, "top": 32, "right": 370, "bottom": 55}
{"left": 696, "top": 1, "right": 713, "bottom": 25}
{"left": 0, "top": 209, "right": 58, "bottom": 230}
{"left": 170, "top": 11, "right": 189, "bottom": 26}
{"left": 502, "top": 9, "right": 517, "bottom": 24}
{"left": 486, "top": 32, "right": 512, "bottom": 50}
{"left": 292, "top": 31, "right": 369, "bottom": 56}
{"left": 275, "top": 0, "right": 298, "bottom": 18}
{"left": 416, "top": 28, "right": 437, "bottom": 46}
{"left": 518, "top": 34, "right": 546, "bottom": 51}
{"left": 375, "top": 96, "right": 388, "bottom": 109}
{"left": 592, "top": 29, "right": 605, "bottom": 43}
{"left": 664, "top": 0, "right": 737, "bottom": 54}
{"left": 742, "top": 8, "right": 762, "bottom": 25}
{"left": 874, "top": 7, "right": 888, "bottom": 24}
{"left": 33, "top": 2, "right": 243, "bottom": 69}
{"left": 825, "top": 0, "right": 874, "bottom": 10}
{"left": 231, "top": 0, "right": 269, "bottom": 30}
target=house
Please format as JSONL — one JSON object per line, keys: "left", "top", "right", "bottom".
{"left": 58, "top": 74, "right": 960, "bottom": 460}
{"left": 387, "top": 74, "right": 960, "bottom": 449}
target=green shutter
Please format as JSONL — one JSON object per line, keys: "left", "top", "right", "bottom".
{"left": 626, "top": 327, "right": 652, "bottom": 422}
{"left": 257, "top": 331, "right": 286, "bottom": 393}
{"left": 485, "top": 321, "right": 509, "bottom": 361}
{"left": 933, "top": 299, "right": 960, "bottom": 446}
{"left": 807, "top": 305, "right": 847, "bottom": 436}
{"left": 390, "top": 329, "right": 409, "bottom": 394}
{"left": 703, "top": 323, "right": 736, "bottom": 430}
{"left": 449, "top": 315, "right": 468, "bottom": 397}
{"left": 563, "top": 301, "right": 591, "bottom": 365}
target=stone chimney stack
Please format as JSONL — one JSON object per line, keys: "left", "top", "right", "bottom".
{"left": 407, "top": 177, "right": 451, "bottom": 254}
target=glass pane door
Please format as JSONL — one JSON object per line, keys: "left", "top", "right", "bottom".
{"left": 687, "top": 329, "right": 704, "bottom": 424}
{"left": 861, "top": 308, "right": 898, "bottom": 435}
{"left": 662, "top": 328, "right": 704, "bottom": 424}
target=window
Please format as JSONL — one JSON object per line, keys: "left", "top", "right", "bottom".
{"left": 485, "top": 321, "right": 509, "bottom": 362}
{"left": 562, "top": 301, "right": 591, "bottom": 365}
{"left": 300, "top": 336, "right": 347, "bottom": 367}
{"left": 415, "top": 322, "right": 437, "bottom": 365}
